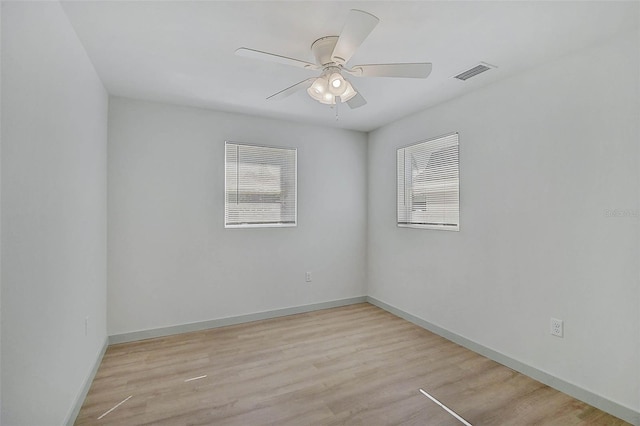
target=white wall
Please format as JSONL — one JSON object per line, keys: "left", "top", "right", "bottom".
{"left": 1, "top": 2, "right": 108, "bottom": 425}
{"left": 107, "top": 97, "right": 367, "bottom": 335}
{"left": 0, "top": 3, "right": 3, "bottom": 423}
{"left": 367, "top": 30, "right": 639, "bottom": 413}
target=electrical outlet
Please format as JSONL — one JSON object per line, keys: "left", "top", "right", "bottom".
{"left": 550, "top": 318, "right": 563, "bottom": 337}
{"left": 305, "top": 272, "right": 312, "bottom": 282}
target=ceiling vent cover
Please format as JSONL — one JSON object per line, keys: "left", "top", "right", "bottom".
{"left": 454, "top": 62, "right": 495, "bottom": 81}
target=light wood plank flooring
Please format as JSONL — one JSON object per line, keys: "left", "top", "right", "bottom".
{"left": 76, "top": 303, "right": 629, "bottom": 425}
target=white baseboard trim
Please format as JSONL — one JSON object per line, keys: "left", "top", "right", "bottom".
{"left": 366, "top": 296, "right": 639, "bottom": 426}
{"left": 64, "top": 337, "right": 109, "bottom": 426}
{"left": 109, "top": 296, "right": 368, "bottom": 345}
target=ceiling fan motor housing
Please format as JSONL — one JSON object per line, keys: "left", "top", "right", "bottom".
{"left": 311, "top": 36, "right": 340, "bottom": 66}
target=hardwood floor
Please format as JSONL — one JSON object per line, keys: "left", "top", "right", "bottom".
{"left": 75, "top": 303, "right": 630, "bottom": 425}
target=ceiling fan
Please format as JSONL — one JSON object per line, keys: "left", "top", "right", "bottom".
{"left": 235, "top": 9, "right": 432, "bottom": 109}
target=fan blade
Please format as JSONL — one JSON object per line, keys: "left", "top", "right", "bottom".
{"left": 350, "top": 63, "right": 432, "bottom": 78}
{"left": 235, "top": 48, "right": 319, "bottom": 70}
{"left": 267, "top": 78, "right": 316, "bottom": 101}
{"left": 331, "top": 10, "right": 379, "bottom": 64}
{"left": 346, "top": 92, "right": 367, "bottom": 109}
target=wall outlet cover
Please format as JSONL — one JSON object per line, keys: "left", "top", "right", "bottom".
{"left": 551, "top": 318, "right": 563, "bottom": 337}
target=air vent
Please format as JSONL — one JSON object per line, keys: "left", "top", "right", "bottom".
{"left": 454, "top": 62, "right": 495, "bottom": 81}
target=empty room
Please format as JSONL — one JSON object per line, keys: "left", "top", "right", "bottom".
{"left": 1, "top": 1, "right": 639, "bottom": 425}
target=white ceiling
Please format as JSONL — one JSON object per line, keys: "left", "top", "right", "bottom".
{"left": 61, "top": 1, "right": 638, "bottom": 132}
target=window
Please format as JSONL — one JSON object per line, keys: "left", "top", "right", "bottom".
{"left": 225, "top": 142, "right": 297, "bottom": 228}
{"left": 397, "top": 133, "right": 459, "bottom": 231}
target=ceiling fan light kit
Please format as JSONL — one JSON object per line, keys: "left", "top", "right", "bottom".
{"left": 236, "top": 9, "right": 432, "bottom": 109}
{"left": 307, "top": 67, "right": 357, "bottom": 105}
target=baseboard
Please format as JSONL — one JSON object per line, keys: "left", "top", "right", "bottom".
{"left": 64, "top": 337, "right": 109, "bottom": 426}
{"left": 366, "top": 296, "right": 639, "bottom": 426}
{"left": 109, "top": 296, "right": 368, "bottom": 345}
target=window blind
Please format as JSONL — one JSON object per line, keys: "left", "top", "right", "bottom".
{"left": 225, "top": 142, "right": 297, "bottom": 227}
{"left": 397, "top": 133, "right": 459, "bottom": 230}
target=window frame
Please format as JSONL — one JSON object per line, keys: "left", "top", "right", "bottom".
{"left": 224, "top": 141, "right": 298, "bottom": 229}
{"left": 396, "top": 132, "right": 460, "bottom": 231}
